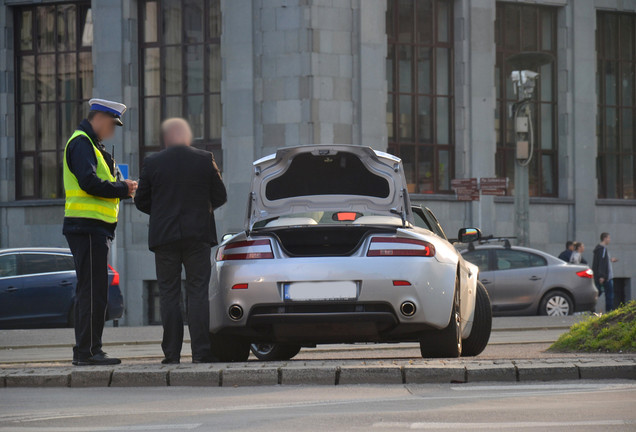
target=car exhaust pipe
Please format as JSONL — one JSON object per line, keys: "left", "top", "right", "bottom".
{"left": 228, "top": 304, "right": 244, "bottom": 321}
{"left": 400, "top": 301, "right": 416, "bottom": 317}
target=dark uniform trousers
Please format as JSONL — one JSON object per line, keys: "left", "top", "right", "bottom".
{"left": 65, "top": 233, "right": 111, "bottom": 359}
{"left": 154, "top": 239, "right": 213, "bottom": 361}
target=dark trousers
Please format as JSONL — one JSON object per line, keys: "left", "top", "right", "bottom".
{"left": 65, "top": 233, "right": 111, "bottom": 359}
{"left": 154, "top": 240, "right": 212, "bottom": 361}
{"left": 595, "top": 279, "right": 615, "bottom": 312}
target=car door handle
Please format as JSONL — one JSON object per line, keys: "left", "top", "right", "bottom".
{"left": 6, "top": 286, "right": 18, "bottom": 292}
{"left": 529, "top": 276, "right": 542, "bottom": 281}
{"left": 480, "top": 279, "right": 491, "bottom": 285}
{"left": 59, "top": 281, "right": 73, "bottom": 287}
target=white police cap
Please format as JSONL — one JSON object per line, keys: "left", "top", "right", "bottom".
{"left": 88, "top": 98, "right": 127, "bottom": 126}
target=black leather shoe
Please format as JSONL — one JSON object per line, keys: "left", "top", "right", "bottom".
{"left": 73, "top": 353, "right": 121, "bottom": 366}
{"left": 161, "top": 358, "right": 180, "bottom": 365}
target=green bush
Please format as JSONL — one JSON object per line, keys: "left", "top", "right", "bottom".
{"left": 549, "top": 301, "right": 636, "bottom": 353}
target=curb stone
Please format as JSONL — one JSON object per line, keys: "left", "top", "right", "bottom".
{"left": 169, "top": 367, "right": 221, "bottom": 387}
{"left": 71, "top": 368, "right": 113, "bottom": 387}
{"left": 222, "top": 367, "right": 279, "bottom": 387}
{"left": 5, "top": 369, "right": 71, "bottom": 388}
{"left": 280, "top": 366, "right": 337, "bottom": 385}
{"left": 515, "top": 363, "right": 579, "bottom": 381}
{"left": 465, "top": 363, "right": 517, "bottom": 382}
{"left": 110, "top": 368, "right": 167, "bottom": 387}
{"left": 577, "top": 362, "right": 636, "bottom": 380}
{"left": 404, "top": 364, "right": 466, "bottom": 383}
{"left": 338, "top": 365, "right": 403, "bottom": 385}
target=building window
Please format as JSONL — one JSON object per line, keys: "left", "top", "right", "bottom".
{"left": 14, "top": 3, "right": 93, "bottom": 199}
{"left": 139, "top": 0, "right": 222, "bottom": 165}
{"left": 597, "top": 12, "right": 636, "bottom": 200}
{"left": 495, "top": 4, "right": 557, "bottom": 197}
{"left": 386, "top": 0, "right": 454, "bottom": 194}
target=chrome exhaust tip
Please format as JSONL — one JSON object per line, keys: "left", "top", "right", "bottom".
{"left": 400, "top": 301, "right": 416, "bottom": 317}
{"left": 228, "top": 304, "right": 244, "bottom": 321}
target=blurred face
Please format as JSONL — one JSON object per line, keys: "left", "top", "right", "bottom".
{"left": 91, "top": 112, "right": 117, "bottom": 141}
{"left": 578, "top": 244, "right": 585, "bottom": 253}
{"left": 163, "top": 123, "right": 192, "bottom": 147}
{"left": 605, "top": 235, "right": 611, "bottom": 245}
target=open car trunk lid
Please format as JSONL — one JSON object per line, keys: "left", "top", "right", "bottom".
{"left": 246, "top": 145, "right": 413, "bottom": 231}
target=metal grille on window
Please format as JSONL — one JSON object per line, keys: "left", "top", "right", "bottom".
{"left": 15, "top": 3, "right": 93, "bottom": 199}
{"left": 495, "top": 4, "right": 558, "bottom": 197}
{"left": 386, "top": 0, "right": 454, "bottom": 194}
{"left": 596, "top": 12, "right": 636, "bottom": 200}
{"left": 139, "top": 0, "right": 222, "bottom": 167}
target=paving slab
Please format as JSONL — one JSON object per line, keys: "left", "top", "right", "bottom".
{"left": 71, "top": 368, "right": 113, "bottom": 387}
{"left": 338, "top": 365, "right": 403, "bottom": 385}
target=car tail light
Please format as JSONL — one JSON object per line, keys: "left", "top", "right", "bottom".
{"left": 367, "top": 237, "right": 435, "bottom": 257}
{"left": 108, "top": 264, "right": 120, "bottom": 286}
{"left": 576, "top": 269, "right": 594, "bottom": 279}
{"left": 217, "top": 239, "right": 274, "bottom": 261}
{"left": 393, "top": 280, "right": 412, "bottom": 286}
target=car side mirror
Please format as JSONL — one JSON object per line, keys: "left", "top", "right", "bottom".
{"left": 458, "top": 228, "right": 481, "bottom": 243}
{"left": 221, "top": 233, "right": 237, "bottom": 243}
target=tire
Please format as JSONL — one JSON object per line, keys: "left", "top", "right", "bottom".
{"left": 250, "top": 343, "right": 302, "bottom": 361}
{"left": 462, "top": 281, "right": 492, "bottom": 357}
{"left": 419, "top": 281, "right": 462, "bottom": 358}
{"left": 209, "top": 332, "right": 250, "bottom": 362}
{"left": 539, "top": 291, "right": 574, "bottom": 316}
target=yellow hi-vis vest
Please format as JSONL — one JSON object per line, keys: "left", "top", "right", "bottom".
{"left": 63, "top": 130, "right": 120, "bottom": 224}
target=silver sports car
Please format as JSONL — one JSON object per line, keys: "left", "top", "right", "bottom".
{"left": 209, "top": 145, "right": 492, "bottom": 361}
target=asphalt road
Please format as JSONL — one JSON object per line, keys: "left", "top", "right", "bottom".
{"left": 0, "top": 381, "right": 634, "bottom": 431}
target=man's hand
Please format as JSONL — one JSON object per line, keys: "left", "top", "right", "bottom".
{"left": 599, "top": 277, "right": 605, "bottom": 284}
{"left": 611, "top": 257, "right": 618, "bottom": 263}
{"left": 124, "top": 179, "right": 138, "bottom": 197}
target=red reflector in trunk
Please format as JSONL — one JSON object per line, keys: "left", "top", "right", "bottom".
{"left": 108, "top": 264, "right": 119, "bottom": 286}
{"left": 232, "top": 283, "right": 249, "bottom": 289}
{"left": 576, "top": 269, "right": 594, "bottom": 279}
{"left": 393, "top": 280, "right": 411, "bottom": 286}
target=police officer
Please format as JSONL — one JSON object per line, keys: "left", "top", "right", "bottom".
{"left": 63, "top": 98, "right": 137, "bottom": 366}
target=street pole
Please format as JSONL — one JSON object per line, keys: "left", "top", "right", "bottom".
{"left": 514, "top": 103, "right": 531, "bottom": 247}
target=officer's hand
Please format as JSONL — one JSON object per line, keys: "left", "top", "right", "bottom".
{"left": 124, "top": 179, "right": 138, "bottom": 197}
{"left": 599, "top": 277, "right": 605, "bottom": 284}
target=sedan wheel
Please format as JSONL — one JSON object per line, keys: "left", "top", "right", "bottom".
{"left": 540, "top": 291, "right": 573, "bottom": 316}
{"left": 250, "top": 343, "right": 302, "bottom": 361}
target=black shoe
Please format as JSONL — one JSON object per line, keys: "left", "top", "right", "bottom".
{"left": 192, "top": 357, "right": 216, "bottom": 364}
{"left": 73, "top": 352, "right": 121, "bottom": 366}
{"left": 161, "top": 358, "right": 180, "bottom": 365}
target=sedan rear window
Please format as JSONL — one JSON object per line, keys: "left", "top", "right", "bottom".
{"left": 265, "top": 152, "right": 390, "bottom": 201}
{"left": 495, "top": 249, "right": 547, "bottom": 270}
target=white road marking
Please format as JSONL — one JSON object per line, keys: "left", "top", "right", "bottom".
{"left": 372, "top": 420, "right": 632, "bottom": 429}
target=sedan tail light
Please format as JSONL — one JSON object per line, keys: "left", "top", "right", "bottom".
{"left": 217, "top": 239, "right": 274, "bottom": 261}
{"left": 576, "top": 269, "right": 594, "bottom": 279}
{"left": 108, "top": 264, "right": 120, "bottom": 286}
{"left": 367, "top": 237, "right": 435, "bottom": 257}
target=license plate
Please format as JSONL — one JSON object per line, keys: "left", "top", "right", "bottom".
{"left": 283, "top": 281, "right": 357, "bottom": 301}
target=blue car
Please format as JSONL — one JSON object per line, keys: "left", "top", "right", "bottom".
{"left": 0, "top": 248, "right": 124, "bottom": 329}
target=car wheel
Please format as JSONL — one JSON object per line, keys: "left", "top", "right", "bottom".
{"left": 209, "top": 332, "right": 250, "bottom": 362}
{"left": 539, "top": 291, "right": 573, "bottom": 316}
{"left": 250, "top": 343, "right": 302, "bottom": 361}
{"left": 461, "top": 281, "right": 492, "bottom": 357}
{"left": 419, "top": 282, "right": 462, "bottom": 358}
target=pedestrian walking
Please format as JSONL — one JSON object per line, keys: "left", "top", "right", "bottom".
{"left": 558, "top": 241, "right": 574, "bottom": 262}
{"left": 569, "top": 242, "right": 587, "bottom": 265}
{"left": 63, "top": 98, "right": 137, "bottom": 366}
{"left": 135, "top": 118, "right": 227, "bottom": 364}
{"left": 592, "top": 232, "right": 619, "bottom": 312}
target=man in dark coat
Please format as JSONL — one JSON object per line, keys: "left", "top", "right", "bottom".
{"left": 558, "top": 241, "right": 574, "bottom": 262}
{"left": 135, "top": 118, "right": 227, "bottom": 363}
{"left": 592, "top": 232, "right": 619, "bottom": 312}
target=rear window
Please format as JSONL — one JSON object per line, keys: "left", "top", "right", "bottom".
{"left": 265, "top": 152, "right": 390, "bottom": 201}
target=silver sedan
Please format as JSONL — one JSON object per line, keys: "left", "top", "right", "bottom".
{"left": 461, "top": 245, "right": 598, "bottom": 316}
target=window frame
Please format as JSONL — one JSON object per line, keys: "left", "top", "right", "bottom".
{"left": 13, "top": 2, "right": 93, "bottom": 200}
{"left": 137, "top": 0, "right": 222, "bottom": 165}
{"left": 596, "top": 12, "right": 636, "bottom": 200}
{"left": 494, "top": 4, "right": 558, "bottom": 198}
{"left": 386, "top": 0, "right": 455, "bottom": 195}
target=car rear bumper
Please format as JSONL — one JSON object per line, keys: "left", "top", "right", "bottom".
{"left": 209, "top": 256, "right": 457, "bottom": 342}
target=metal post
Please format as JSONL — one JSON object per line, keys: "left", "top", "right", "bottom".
{"left": 514, "top": 103, "right": 532, "bottom": 246}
